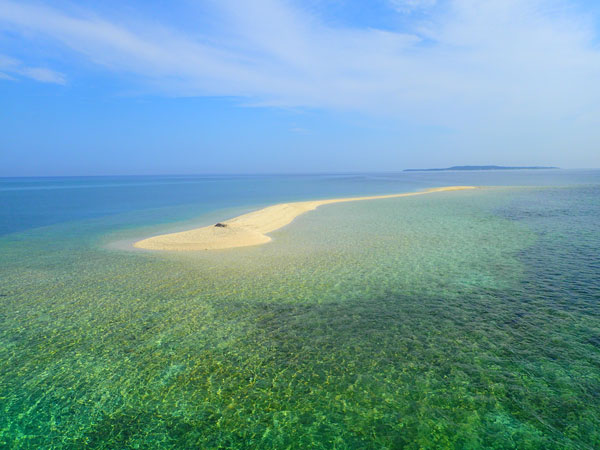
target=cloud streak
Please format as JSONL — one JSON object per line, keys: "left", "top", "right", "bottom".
{"left": 0, "top": 0, "right": 599, "bottom": 127}
{"left": 0, "top": 53, "right": 66, "bottom": 84}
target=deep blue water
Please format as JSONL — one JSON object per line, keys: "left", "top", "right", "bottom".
{"left": 1, "top": 169, "right": 597, "bottom": 236}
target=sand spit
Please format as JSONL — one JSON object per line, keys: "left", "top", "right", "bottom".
{"left": 133, "top": 186, "right": 477, "bottom": 251}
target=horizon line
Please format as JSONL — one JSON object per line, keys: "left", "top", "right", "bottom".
{"left": 2, "top": 168, "right": 589, "bottom": 179}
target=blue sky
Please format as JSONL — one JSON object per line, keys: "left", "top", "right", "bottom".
{"left": 1, "top": 0, "right": 600, "bottom": 175}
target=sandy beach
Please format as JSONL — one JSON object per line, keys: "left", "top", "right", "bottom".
{"left": 133, "top": 186, "right": 477, "bottom": 251}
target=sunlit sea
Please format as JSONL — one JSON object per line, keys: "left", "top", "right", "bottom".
{"left": 1, "top": 170, "right": 599, "bottom": 449}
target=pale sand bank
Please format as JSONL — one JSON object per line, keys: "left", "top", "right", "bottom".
{"left": 134, "top": 186, "right": 477, "bottom": 251}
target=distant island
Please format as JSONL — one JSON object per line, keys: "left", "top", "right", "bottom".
{"left": 404, "top": 165, "right": 559, "bottom": 172}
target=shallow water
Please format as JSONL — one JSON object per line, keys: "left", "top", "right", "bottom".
{"left": 1, "top": 172, "right": 599, "bottom": 449}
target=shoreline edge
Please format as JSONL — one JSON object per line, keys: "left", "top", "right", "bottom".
{"left": 133, "top": 186, "right": 478, "bottom": 251}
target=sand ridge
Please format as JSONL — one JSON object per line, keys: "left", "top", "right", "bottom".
{"left": 133, "top": 186, "right": 477, "bottom": 251}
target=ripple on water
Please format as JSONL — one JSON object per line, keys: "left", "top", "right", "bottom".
{"left": 0, "top": 187, "right": 599, "bottom": 449}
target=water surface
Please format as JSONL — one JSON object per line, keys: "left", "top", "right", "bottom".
{"left": 1, "top": 171, "right": 599, "bottom": 449}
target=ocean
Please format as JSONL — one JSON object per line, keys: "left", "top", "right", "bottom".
{"left": 1, "top": 170, "right": 599, "bottom": 449}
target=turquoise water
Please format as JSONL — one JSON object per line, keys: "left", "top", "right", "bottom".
{"left": 1, "top": 171, "right": 599, "bottom": 449}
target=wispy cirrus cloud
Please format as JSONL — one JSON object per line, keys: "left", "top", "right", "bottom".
{"left": 19, "top": 67, "right": 66, "bottom": 84}
{"left": 0, "top": 0, "right": 599, "bottom": 129}
{"left": 0, "top": 53, "right": 65, "bottom": 84}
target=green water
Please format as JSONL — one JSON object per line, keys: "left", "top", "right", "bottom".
{"left": 1, "top": 183, "right": 599, "bottom": 449}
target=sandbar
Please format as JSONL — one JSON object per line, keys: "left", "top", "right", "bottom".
{"left": 133, "top": 186, "right": 477, "bottom": 251}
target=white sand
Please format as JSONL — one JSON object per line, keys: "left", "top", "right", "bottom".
{"left": 133, "top": 186, "right": 477, "bottom": 251}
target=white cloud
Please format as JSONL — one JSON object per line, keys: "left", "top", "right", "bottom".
{"left": 0, "top": 0, "right": 598, "bottom": 129}
{"left": 20, "top": 67, "right": 66, "bottom": 84}
{"left": 0, "top": 52, "right": 66, "bottom": 84}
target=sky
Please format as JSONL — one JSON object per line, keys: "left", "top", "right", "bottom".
{"left": 1, "top": 0, "right": 600, "bottom": 176}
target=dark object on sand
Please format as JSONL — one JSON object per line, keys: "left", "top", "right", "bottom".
{"left": 214, "top": 223, "right": 227, "bottom": 228}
